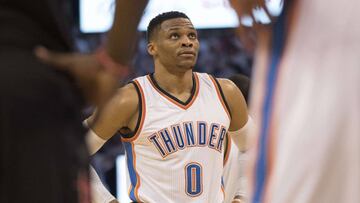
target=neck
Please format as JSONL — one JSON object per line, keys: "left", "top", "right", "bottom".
{"left": 153, "top": 67, "right": 194, "bottom": 95}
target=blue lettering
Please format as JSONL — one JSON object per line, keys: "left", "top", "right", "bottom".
{"left": 172, "top": 125, "right": 185, "bottom": 149}
{"left": 148, "top": 133, "right": 167, "bottom": 157}
{"left": 160, "top": 128, "right": 176, "bottom": 154}
{"left": 209, "top": 124, "right": 219, "bottom": 148}
{"left": 198, "top": 122, "right": 207, "bottom": 146}
{"left": 184, "top": 122, "right": 196, "bottom": 146}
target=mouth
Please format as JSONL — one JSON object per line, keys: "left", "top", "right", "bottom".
{"left": 178, "top": 50, "right": 196, "bottom": 57}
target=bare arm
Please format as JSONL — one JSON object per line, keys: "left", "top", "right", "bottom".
{"left": 218, "top": 79, "right": 248, "bottom": 131}
{"left": 86, "top": 84, "right": 138, "bottom": 203}
{"left": 106, "top": 0, "right": 148, "bottom": 64}
{"left": 218, "top": 79, "right": 249, "bottom": 151}
{"left": 87, "top": 83, "right": 139, "bottom": 140}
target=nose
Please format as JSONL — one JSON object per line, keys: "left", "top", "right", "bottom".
{"left": 181, "top": 37, "right": 193, "bottom": 48}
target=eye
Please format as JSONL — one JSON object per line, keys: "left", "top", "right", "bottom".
{"left": 170, "top": 33, "right": 179, "bottom": 39}
{"left": 189, "top": 33, "right": 197, "bottom": 39}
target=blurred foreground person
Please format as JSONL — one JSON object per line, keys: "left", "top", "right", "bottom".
{"left": 231, "top": 0, "right": 360, "bottom": 202}
{"left": 0, "top": 0, "right": 147, "bottom": 202}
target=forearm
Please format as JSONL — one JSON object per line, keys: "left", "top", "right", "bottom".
{"left": 86, "top": 128, "right": 107, "bottom": 155}
{"left": 84, "top": 119, "right": 107, "bottom": 155}
{"left": 105, "top": 0, "right": 148, "bottom": 64}
{"left": 229, "top": 116, "right": 255, "bottom": 151}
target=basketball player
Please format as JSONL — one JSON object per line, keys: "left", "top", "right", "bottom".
{"left": 85, "top": 11, "right": 253, "bottom": 203}
{"left": 232, "top": 0, "right": 360, "bottom": 202}
{"left": 0, "top": 1, "right": 147, "bottom": 202}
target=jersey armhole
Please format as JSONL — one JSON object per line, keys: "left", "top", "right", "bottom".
{"left": 120, "top": 80, "right": 146, "bottom": 142}
{"left": 223, "top": 133, "right": 232, "bottom": 166}
{"left": 209, "top": 75, "right": 232, "bottom": 120}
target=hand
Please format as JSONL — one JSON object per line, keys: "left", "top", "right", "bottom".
{"left": 235, "top": 25, "right": 257, "bottom": 55}
{"left": 34, "top": 46, "right": 119, "bottom": 108}
{"left": 230, "top": 0, "right": 269, "bottom": 54}
{"left": 230, "top": 0, "right": 267, "bottom": 21}
{"left": 232, "top": 195, "right": 246, "bottom": 203}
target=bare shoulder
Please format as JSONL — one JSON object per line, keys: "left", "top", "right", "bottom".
{"left": 216, "top": 78, "right": 248, "bottom": 130}
{"left": 217, "top": 78, "right": 240, "bottom": 95}
{"left": 89, "top": 82, "right": 140, "bottom": 139}
{"left": 216, "top": 78, "right": 244, "bottom": 107}
{"left": 112, "top": 82, "right": 139, "bottom": 108}
{"left": 104, "top": 82, "right": 140, "bottom": 119}
{"left": 86, "top": 83, "right": 138, "bottom": 123}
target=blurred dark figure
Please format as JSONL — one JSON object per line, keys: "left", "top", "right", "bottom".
{"left": 0, "top": 0, "right": 147, "bottom": 202}
{"left": 0, "top": 1, "right": 88, "bottom": 203}
{"left": 228, "top": 74, "right": 251, "bottom": 103}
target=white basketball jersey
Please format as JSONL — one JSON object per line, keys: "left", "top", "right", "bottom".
{"left": 122, "top": 72, "right": 231, "bottom": 203}
{"left": 250, "top": 0, "right": 360, "bottom": 202}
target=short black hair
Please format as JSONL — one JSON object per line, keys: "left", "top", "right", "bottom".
{"left": 146, "top": 11, "right": 190, "bottom": 42}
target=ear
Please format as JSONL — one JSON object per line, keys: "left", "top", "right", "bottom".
{"left": 147, "top": 42, "right": 157, "bottom": 56}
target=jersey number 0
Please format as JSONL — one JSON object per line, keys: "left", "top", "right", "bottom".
{"left": 185, "top": 162, "right": 203, "bottom": 197}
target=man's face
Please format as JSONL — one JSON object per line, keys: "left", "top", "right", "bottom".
{"left": 148, "top": 18, "right": 200, "bottom": 70}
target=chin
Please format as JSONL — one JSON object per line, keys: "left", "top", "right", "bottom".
{"left": 177, "top": 63, "right": 195, "bottom": 70}
{"left": 178, "top": 60, "right": 196, "bottom": 69}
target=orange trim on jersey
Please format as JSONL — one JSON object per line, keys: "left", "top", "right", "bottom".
{"left": 146, "top": 73, "right": 200, "bottom": 110}
{"left": 121, "top": 80, "right": 146, "bottom": 143}
{"left": 263, "top": 1, "right": 301, "bottom": 202}
{"left": 127, "top": 186, "right": 131, "bottom": 199}
{"left": 221, "top": 183, "right": 225, "bottom": 200}
{"left": 223, "top": 133, "right": 232, "bottom": 166}
{"left": 209, "top": 76, "right": 231, "bottom": 121}
{"left": 131, "top": 142, "right": 142, "bottom": 202}
{"left": 191, "top": 168, "right": 196, "bottom": 192}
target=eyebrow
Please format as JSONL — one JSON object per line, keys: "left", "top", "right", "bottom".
{"left": 166, "top": 27, "right": 196, "bottom": 32}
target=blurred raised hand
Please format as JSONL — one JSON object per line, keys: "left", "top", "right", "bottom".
{"left": 35, "top": 46, "right": 119, "bottom": 108}
{"left": 230, "top": 0, "right": 273, "bottom": 54}
{"left": 35, "top": 0, "right": 148, "bottom": 109}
